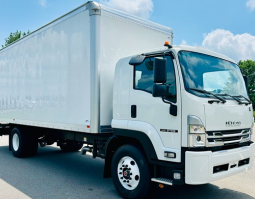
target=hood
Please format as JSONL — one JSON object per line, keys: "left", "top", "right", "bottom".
{"left": 204, "top": 102, "right": 253, "bottom": 131}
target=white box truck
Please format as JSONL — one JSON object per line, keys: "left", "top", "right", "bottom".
{"left": 0, "top": 1, "right": 254, "bottom": 199}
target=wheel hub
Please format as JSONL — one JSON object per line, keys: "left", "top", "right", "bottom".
{"left": 123, "top": 169, "right": 130, "bottom": 179}
{"left": 117, "top": 156, "right": 140, "bottom": 190}
{"left": 12, "top": 133, "right": 19, "bottom": 151}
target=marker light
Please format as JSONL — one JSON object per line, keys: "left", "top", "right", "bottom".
{"left": 164, "top": 41, "right": 172, "bottom": 49}
{"left": 159, "top": 184, "right": 164, "bottom": 189}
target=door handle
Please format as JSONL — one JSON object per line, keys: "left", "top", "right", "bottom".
{"left": 131, "top": 105, "right": 136, "bottom": 118}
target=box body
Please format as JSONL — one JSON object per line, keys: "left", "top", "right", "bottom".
{"left": 0, "top": 2, "right": 173, "bottom": 133}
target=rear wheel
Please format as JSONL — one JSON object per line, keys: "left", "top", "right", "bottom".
{"left": 59, "top": 140, "right": 83, "bottom": 152}
{"left": 11, "top": 127, "right": 38, "bottom": 158}
{"left": 111, "top": 145, "right": 152, "bottom": 199}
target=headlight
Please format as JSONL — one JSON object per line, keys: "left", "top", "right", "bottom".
{"left": 189, "top": 125, "right": 206, "bottom": 147}
{"left": 188, "top": 115, "right": 206, "bottom": 148}
{"left": 189, "top": 133, "right": 206, "bottom": 147}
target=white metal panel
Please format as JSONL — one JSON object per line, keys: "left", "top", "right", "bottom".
{"left": 113, "top": 58, "right": 131, "bottom": 120}
{"left": 185, "top": 143, "right": 255, "bottom": 184}
{"left": 111, "top": 118, "right": 182, "bottom": 162}
{"left": 180, "top": 91, "right": 207, "bottom": 147}
{"left": 111, "top": 119, "right": 128, "bottom": 129}
{"left": 204, "top": 103, "right": 253, "bottom": 131}
{"left": 127, "top": 120, "right": 181, "bottom": 162}
{"left": 128, "top": 60, "right": 182, "bottom": 150}
{"left": 89, "top": 6, "right": 101, "bottom": 133}
{"left": 0, "top": 1, "right": 174, "bottom": 133}
{"left": 0, "top": 9, "right": 91, "bottom": 132}
{"left": 100, "top": 4, "right": 173, "bottom": 38}
{"left": 99, "top": 8, "right": 173, "bottom": 126}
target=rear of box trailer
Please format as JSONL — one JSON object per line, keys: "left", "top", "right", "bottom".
{"left": 0, "top": 1, "right": 173, "bottom": 134}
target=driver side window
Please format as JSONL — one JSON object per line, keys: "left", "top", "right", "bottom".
{"left": 134, "top": 56, "right": 177, "bottom": 103}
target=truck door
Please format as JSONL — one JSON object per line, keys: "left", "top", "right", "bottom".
{"left": 129, "top": 54, "right": 182, "bottom": 158}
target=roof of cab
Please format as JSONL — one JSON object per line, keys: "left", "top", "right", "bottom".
{"left": 125, "top": 45, "right": 237, "bottom": 66}
{"left": 172, "top": 45, "right": 236, "bottom": 64}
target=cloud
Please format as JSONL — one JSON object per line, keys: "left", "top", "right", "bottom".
{"left": 180, "top": 40, "right": 187, "bottom": 45}
{"left": 246, "top": 0, "right": 255, "bottom": 10}
{"left": 202, "top": 29, "right": 255, "bottom": 62}
{"left": 39, "top": 0, "right": 47, "bottom": 7}
{"left": 99, "top": 0, "right": 154, "bottom": 19}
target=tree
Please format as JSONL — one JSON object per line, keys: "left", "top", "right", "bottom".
{"left": 1, "top": 30, "right": 30, "bottom": 48}
{"left": 238, "top": 60, "right": 255, "bottom": 108}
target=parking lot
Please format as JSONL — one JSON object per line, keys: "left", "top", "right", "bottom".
{"left": 0, "top": 133, "right": 254, "bottom": 199}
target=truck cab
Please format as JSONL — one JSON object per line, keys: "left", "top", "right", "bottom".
{"left": 110, "top": 44, "right": 254, "bottom": 197}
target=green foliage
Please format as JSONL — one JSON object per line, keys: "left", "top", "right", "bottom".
{"left": 238, "top": 60, "right": 255, "bottom": 108}
{"left": 1, "top": 30, "right": 30, "bottom": 48}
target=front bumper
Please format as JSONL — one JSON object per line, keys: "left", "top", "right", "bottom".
{"left": 185, "top": 143, "right": 255, "bottom": 184}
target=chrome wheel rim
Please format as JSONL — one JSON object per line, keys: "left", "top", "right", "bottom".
{"left": 117, "top": 156, "right": 140, "bottom": 190}
{"left": 12, "top": 133, "right": 19, "bottom": 151}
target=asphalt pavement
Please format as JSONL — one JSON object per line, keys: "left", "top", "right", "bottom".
{"left": 0, "top": 133, "right": 254, "bottom": 199}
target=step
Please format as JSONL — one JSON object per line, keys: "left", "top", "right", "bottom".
{"left": 151, "top": 177, "right": 173, "bottom": 186}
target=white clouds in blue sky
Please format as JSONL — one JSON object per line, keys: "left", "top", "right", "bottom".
{"left": 180, "top": 40, "right": 187, "bottom": 45}
{"left": 202, "top": 29, "right": 255, "bottom": 62}
{"left": 0, "top": 0, "right": 254, "bottom": 62}
{"left": 246, "top": 0, "right": 255, "bottom": 10}
{"left": 98, "top": 0, "right": 255, "bottom": 61}
{"left": 100, "top": 0, "right": 153, "bottom": 19}
{"left": 39, "top": 0, "right": 47, "bottom": 7}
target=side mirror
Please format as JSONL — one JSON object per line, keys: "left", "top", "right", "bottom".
{"left": 152, "top": 57, "right": 178, "bottom": 117}
{"left": 153, "top": 58, "right": 167, "bottom": 83}
{"left": 152, "top": 84, "right": 168, "bottom": 97}
{"left": 243, "top": 76, "right": 248, "bottom": 91}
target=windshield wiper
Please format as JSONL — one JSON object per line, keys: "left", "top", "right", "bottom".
{"left": 217, "top": 93, "right": 244, "bottom": 105}
{"left": 233, "top": 95, "right": 252, "bottom": 105}
{"left": 188, "top": 88, "right": 226, "bottom": 103}
{"left": 216, "top": 94, "right": 251, "bottom": 105}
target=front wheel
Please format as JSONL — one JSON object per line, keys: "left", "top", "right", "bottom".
{"left": 111, "top": 145, "right": 152, "bottom": 199}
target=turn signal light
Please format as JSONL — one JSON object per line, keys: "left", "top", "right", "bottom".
{"left": 164, "top": 151, "right": 176, "bottom": 158}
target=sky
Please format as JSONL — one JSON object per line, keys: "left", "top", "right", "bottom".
{"left": 0, "top": 0, "right": 254, "bottom": 62}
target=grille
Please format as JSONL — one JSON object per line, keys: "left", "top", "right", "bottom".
{"left": 206, "top": 129, "right": 251, "bottom": 147}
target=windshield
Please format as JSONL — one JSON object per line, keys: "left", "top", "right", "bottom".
{"left": 178, "top": 51, "right": 248, "bottom": 98}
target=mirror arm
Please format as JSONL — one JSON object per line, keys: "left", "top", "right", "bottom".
{"left": 160, "top": 84, "right": 171, "bottom": 104}
{"left": 161, "top": 97, "right": 177, "bottom": 117}
{"left": 162, "top": 97, "right": 171, "bottom": 105}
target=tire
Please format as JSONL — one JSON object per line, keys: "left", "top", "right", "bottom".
{"left": 59, "top": 141, "right": 83, "bottom": 152}
{"left": 111, "top": 144, "right": 152, "bottom": 199}
{"left": 10, "top": 127, "right": 38, "bottom": 158}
